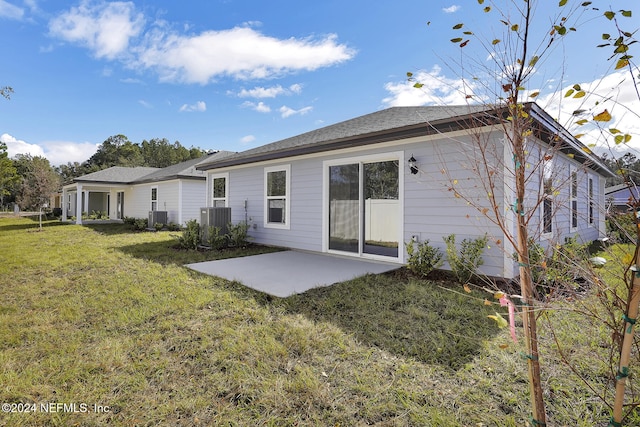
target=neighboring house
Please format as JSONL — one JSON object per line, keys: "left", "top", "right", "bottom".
{"left": 196, "top": 103, "right": 614, "bottom": 279}
{"left": 605, "top": 182, "right": 640, "bottom": 213}
{"left": 62, "top": 151, "right": 234, "bottom": 225}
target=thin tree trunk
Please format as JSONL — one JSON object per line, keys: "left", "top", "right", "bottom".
{"left": 612, "top": 243, "right": 640, "bottom": 424}
{"left": 512, "top": 122, "right": 547, "bottom": 423}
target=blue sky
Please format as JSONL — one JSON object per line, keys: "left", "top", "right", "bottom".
{"left": 0, "top": 0, "right": 638, "bottom": 166}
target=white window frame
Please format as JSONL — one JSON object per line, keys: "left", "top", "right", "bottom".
{"left": 570, "top": 167, "right": 578, "bottom": 231}
{"left": 264, "top": 164, "right": 291, "bottom": 229}
{"left": 210, "top": 173, "right": 229, "bottom": 207}
{"left": 151, "top": 186, "right": 158, "bottom": 211}
{"left": 588, "top": 177, "right": 595, "bottom": 226}
{"left": 322, "top": 151, "right": 404, "bottom": 262}
{"left": 541, "top": 156, "right": 554, "bottom": 237}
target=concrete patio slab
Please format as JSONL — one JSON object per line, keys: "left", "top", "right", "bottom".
{"left": 185, "top": 250, "right": 400, "bottom": 298}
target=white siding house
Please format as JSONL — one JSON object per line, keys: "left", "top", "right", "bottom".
{"left": 62, "top": 152, "right": 234, "bottom": 226}
{"left": 197, "top": 104, "right": 614, "bottom": 279}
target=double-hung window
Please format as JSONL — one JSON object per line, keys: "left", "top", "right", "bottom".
{"left": 542, "top": 157, "right": 553, "bottom": 235}
{"left": 588, "top": 178, "right": 594, "bottom": 226}
{"left": 151, "top": 187, "right": 158, "bottom": 211}
{"left": 264, "top": 165, "right": 290, "bottom": 229}
{"left": 570, "top": 169, "right": 578, "bottom": 230}
{"left": 211, "top": 174, "right": 228, "bottom": 207}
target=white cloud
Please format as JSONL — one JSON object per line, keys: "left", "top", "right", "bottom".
{"left": 242, "top": 101, "right": 271, "bottom": 113}
{"left": 279, "top": 105, "right": 312, "bottom": 118}
{"left": 48, "top": 2, "right": 355, "bottom": 83}
{"left": 0, "top": 0, "right": 24, "bottom": 20}
{"left": 235, "top": 83, "right": 304, "bottom": 98}
{"left": 138, "top": 99, "right": 152, "bottom": 108}
{"left": 49, "top": 0, "right": 145, "bottom": 60}
{"left": 134, "top": 27, "right": 355, "bottom": 83}
{"left": 40, "top": 140, "right": 100, "bottom": 165}
{"left": 382, "top": 65, "right": 478, "bottom": 107}
{"left": 237, "top": 85, "right": 286, "bottom": 98}
{"left": 1, "top": 133, "right": 99, "bottom": 165}
{"left": 443, "top": 5, "right": 460, "bottom": 14}
{"left": 2, "top": 133, "right": 45, "bottom": 158}
{"left": 179, "top": 101, "right": 206, "bottom": 112}
{"left": 240, "top": 135, "right": 255, "bottom": 145}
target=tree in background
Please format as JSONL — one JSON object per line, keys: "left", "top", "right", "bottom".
{"left": 13, "top": 154, "right": 60, "bottom": 211}
{"left": 56, "top": 136, "right": 208, "bottom": 182}
{"left": 0, "top": 142, "right": 18, "bottom": 209}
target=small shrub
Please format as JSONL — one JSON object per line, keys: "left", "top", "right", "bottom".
{"left": 405, "top": 239, "right": 443, "bottom": 277}
{"left": 444, "top": 234, "right": 488, "bottom": 284}
{"left": 607, "top": 211, "right": 636, "bottom": 243}
{"left": 166, "top": 222, "right": 181, "bottom": 231}
{"left": 123, "top": 216, "right": 136, "bottom": 226}
{"left": 133, "top": 218, "right": 148, "bottom": 231}
{"left": 207, "top": 226, "right": 228, "bottom": 250}
{"left": 154, "top": 222, "right": 164, "bottom": 231}
{"left": 227, "top": 222, "right": 250, "bottom": 247}
{"left": 176, "top": 219, "right": 200, "bottom": 250}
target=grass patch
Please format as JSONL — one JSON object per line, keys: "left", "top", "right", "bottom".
{"left": 1, "top": 217, "right": 639, "bottom": 425}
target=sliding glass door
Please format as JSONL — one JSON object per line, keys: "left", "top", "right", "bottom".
{"left": 329, "top": 164, "right": 360, "bottom": 253}
{"left": 328, "top": 158, "right": 400, "bottom": 258}
{"left": 363, "top": 160, "right": 399, "bottom": 257}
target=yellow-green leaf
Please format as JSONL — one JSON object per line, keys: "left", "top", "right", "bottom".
{"left": 559, "top": 0, "right": 567, "bottom": 6}
{"left": 529, "top": 91, "right": 539, "bottom": 98}
{"left": 604, "top": 11, "right": 615, "bottom": 20}
{"left": 610, "top": 128, "right": 621, "bottom": 134}
{"left": 614, "top": 134, "right": 632, "bottom": 144}
{"left": 451, "top": 37, "right": 463, "bottom": 43}
{"left": 567, "top": 153, "right": 575, "bottom": 158}
{"left": 478, "top": 0, "right": 484, "bottom": 4}
{"left": 576, "top": 119, "right": 588, "bottom": 125}
{"left": 488, "top": 312, "right": 508, "bottom": 328}
{"left": 602, "top": 33, "right": 611, "bottom": 40}
{"left": 573, "top": 84, "right": 582, "bottom": 90}
{"left": 492, "top": 39, "right": 501, "bottom": 45}
{"left": 616, "top": 58, "right": 630, "bottom": 70}
{"left": 622, "top": 10, "right": 631, "bottom": 18}
{"left": 564, "top": 89, "right": 575, "bottom": 97}
{"left": 573, "top": 90, "right": 586, "bottom": 98}
{"left": 593, "top": 109, "right": 612, "bottom": 122}
{"left": 452, "top": 23, "right": 464, "bottom": 30}
{"left": 407, "top": 72, "right": 413, "bottom": 78}
{"left": 529, "top": 56, "right": 539, "bottom": 67}
{"left": 511, "top": 24, "right": 519, "bottom": 31}
{"left": 573, "top": 134, "right": 585, "bottom": 139}
{"left": 582, "top": 146, "right": 593, "bottom": 154}
{"left": 484, "top": 6, "right": 491, "bottom": 12}
{"left": 413, "top": 83, "right": 424, "bottom": 89}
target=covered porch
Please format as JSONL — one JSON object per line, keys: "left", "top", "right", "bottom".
{"left": 62, "top": 183, "right": 128, "bottom": 225}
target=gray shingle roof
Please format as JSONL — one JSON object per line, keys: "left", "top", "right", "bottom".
{"left": 74, "top": 167, "right": 160, "bottom": 184}
{"left": 197, "top": 104, "right": 614, "bottom": 178}
{"left": 197, "top": 105, "right": 491, "bottom": 170}
{"left": 73, "top": 151, "right": 237, "bottom": 185}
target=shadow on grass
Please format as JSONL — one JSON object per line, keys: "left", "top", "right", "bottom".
{"left": 0, "top": 218, "right": 69, "bottom": 232}
{"left": 85, "top": 223, "right": 136, "bottom": 235}
{"left": 118, "top": 239, "right": 282, "bottom": 268}
{"left": 282, "top": 270, "right": 504, "bottom": 370}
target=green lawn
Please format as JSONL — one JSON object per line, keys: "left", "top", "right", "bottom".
{"left": 0, "top": 217, "right": 637, "bottom": 426}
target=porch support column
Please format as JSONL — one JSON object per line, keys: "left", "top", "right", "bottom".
{"left": 76, "top": 184, "right": 83, "bottom": 225}
{"left": 62, "top": 187, "right": 68, "bottom": 221}
{"left": 83, "top": 190, "right": 89, "bottom": 215}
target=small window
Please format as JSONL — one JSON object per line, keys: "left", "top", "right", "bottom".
{"left": 151, "top": 187, "right": 158, "bottom": 211}
{"left": 570, "top": 170, "right": 578, "bottom": 230}
{"left": 264, "top": 165, "right": 290, "bottom": 228}
{"left": 211, "top": 175, "right": 227, "bottom": 207}
{"left": 589, "top": 178, "right": 594, "bottom": 225}
{"left": 542, "top": 157, "right": 553, "bottom": 234}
